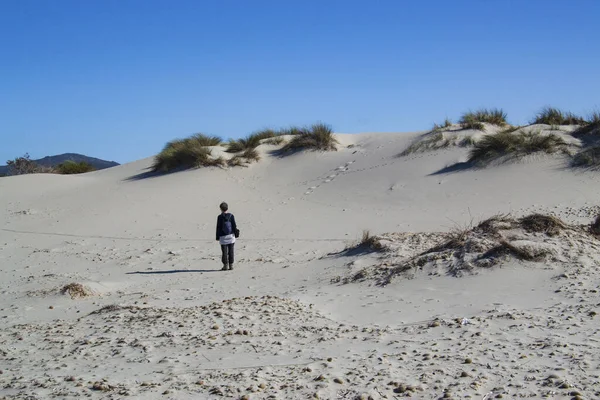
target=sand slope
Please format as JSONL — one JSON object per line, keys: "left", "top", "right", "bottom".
{"left": 1, "top": 131, "right": 599, "bottom": 399}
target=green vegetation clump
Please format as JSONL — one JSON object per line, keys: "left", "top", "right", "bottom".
{"left": 459, "top": 108, "right": 507, "bottom": 130}
{"left": 531, "top": 107, "right": 586, "bottom": 125}
{"left": 56, "top": 161, "right": 96, "bottom": 174}
{"left": 280, "top": 123, "right": 338, "bottom": 153}
{"left": 468, "top": 130, "right": 567, "bottom": 166}
{"left": 152, "top": 134, "right": 224, "bottom": 172}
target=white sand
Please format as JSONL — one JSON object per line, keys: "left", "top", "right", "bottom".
{"left": 1, "top": 129, "right": 599, "bottom": 399}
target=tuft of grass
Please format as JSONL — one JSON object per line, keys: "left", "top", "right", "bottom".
{"left": 226, "top": 127, "right": 305, "bottom": 153}
{"left": 280, "top": 123, "right": 338, "bottom": 153}
{"left": 264, "top": 136, "right": 285, "bottom": 146}
{"left": 499, "top": 125, "right": 522, "bottom": 134}
{"left": 532, "top": 107, "right": 586, "bottom": 125}
{"left": 226, "top": 129, "right": 280, "bottom": 153}
{"left": 588, "top": 111, "right": 600, "bottom": 125}
{"left": 56, "top": 161, "right": 96, "bottom": 174}
{"left": 152, "top": 134, "right": 225, "bottom": 172}
{"left": 572, "top": 146, "right": 600, "bottom": 169}
{"left": 458, "top": 136, "right": 476, "bottom": 147}
{"left": 460, "top": 108, "right": 507, "bottom": 129}
{"left": 227, "top": 148, "right": 261, "bottom": 167}
{"left": 278, "top": 126, "right": 304, "bottom": 136}
{"left": 227, "top": 156, "right": 245, "bottom": 167}
{"left": 432, "top": 118, "right": 453, "bottom": 133}
{"left": 467, "top": 130, "right": 568, "bottom": 166}
{"left": 240, "top": 148, "right": 260, "bottom": 162}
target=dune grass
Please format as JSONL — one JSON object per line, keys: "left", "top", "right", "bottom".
{"left": 588, "top": 111, "right": 600, "bottom": 125}
{"left": 432, "top": 118, "right": 453, "bottom": 133}
{"left": 467, "top": 129, "right": 567, "bottom": 166}
{"left": 226, "top": 127, "right": 305, "bottom": 153}
{"left": 226, "top": 129, "right": 280, "bottom": 153}
{"left": 572, "top": 146, "right": 600, "bottom": 169}
{"left": 227, "top": 148, "right": 261, "bottom": 167}
{"left": 56, "top": 161, "right": 96, "bottom": 174}
{"left": 459, "top": 108, "right": 507, "bottom": 130}
{"left": 280, "top": 123, "right": 338, "bottom": 153}
{"left": 532, "top": 107, "right": 586, "bottom": 125}
{"left": 264, "top": 136, "right": 285, "bottom": 146}
{"left": 152, "top": 134, "right": 224, "bottom": 172}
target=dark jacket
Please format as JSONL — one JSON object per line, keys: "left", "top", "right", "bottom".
{"left": 216, "top": 213, "right": 237, "bottom": 240}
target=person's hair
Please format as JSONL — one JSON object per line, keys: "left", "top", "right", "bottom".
{"left": 219, "top": 202, "right": 228, "bottom": 212}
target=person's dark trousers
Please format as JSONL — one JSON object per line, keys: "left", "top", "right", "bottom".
{"left": 221, "top": 244, "right": 234, "bottom": 266}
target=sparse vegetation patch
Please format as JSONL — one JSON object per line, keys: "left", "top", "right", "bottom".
{"left": 432, "top": 118, "right": 453, "bottom": 133}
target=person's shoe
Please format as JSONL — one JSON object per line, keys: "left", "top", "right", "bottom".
{"left": 221, "top": 265, "right": 228, "bottom": 271}
{"left": 228, "top": 264, "right": 233, "bottom": 270}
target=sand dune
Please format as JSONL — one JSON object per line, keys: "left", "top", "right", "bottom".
{"left": 1, "top": 130, "right": 599, "bottom": 399}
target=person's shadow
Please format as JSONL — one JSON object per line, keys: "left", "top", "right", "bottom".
{"left": 126, "top": 269, "right": 221, "bottom": 275}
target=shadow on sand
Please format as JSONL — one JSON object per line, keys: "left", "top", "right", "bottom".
{"left": 428, "top": 161, "right": 474, "bottom": 176}
{"left": 123, "top": 167, "right": 181, "bottom": 182}
{"left": 126, "top": 269, "right": 221, "bottom": 275}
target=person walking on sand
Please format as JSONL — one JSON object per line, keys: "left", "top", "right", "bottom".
{"left": 216, "top": 202, "right": 238, "bottom": 271}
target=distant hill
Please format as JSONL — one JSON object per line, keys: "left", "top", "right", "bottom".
{"left": 0, "top": 153, "right": 119, "bottom": 175}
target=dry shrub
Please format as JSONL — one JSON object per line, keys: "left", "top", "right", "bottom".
{"left": 61, "top": 283, "right": 95, "bottom": 299}
{"left": 474, "top": 214, "right": 517, "bottom": 236}
{"left": 358, "top": 230, "right": 386, "bottom": 251}
{"left": 519, "top": 214, "right": 566, "bottom": 236}
{"left": 5, "top": 153, "right": 55, "bottom": 175}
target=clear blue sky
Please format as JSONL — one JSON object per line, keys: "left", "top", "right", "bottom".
{"left": 1, "top": 0, "right": 599, "bottom": 164}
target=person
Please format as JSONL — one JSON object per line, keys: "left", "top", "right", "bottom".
{"left": 216, "top": 202, "right": 238, "bottom": 271}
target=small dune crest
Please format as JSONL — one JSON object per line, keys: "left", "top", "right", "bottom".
{"left": 335, "top": 213, "right": 600, "bottom": 285}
